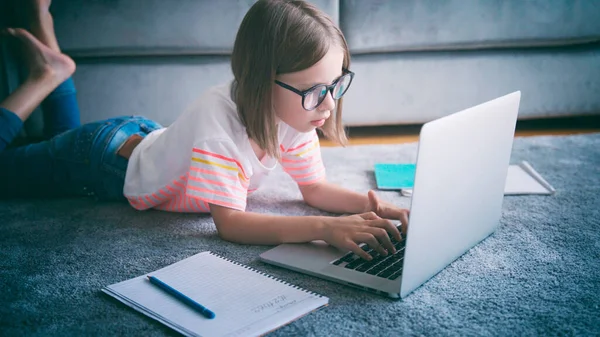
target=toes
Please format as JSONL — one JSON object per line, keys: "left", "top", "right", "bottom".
{"left": 1, "top": 28, "right": 21, "bottom": 38}
{"left": 12, "top": 28, "right": 29, "bottom": 35}
{"left": 10, "top": 28, "right": 39, "bottom": 44}
{"left": 4, "top": 28, "right": 39, "bottom": 41}
{"left": 8, "top": 28, "right": 26, "bottom": 37}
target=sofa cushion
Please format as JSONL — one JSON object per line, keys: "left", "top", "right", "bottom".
{"left": 72, "top": 56, "right": 234, "bottom": 127}
{"left": 52, "top": 0, "right": 339, "bottom": 57}
{"left": 342, "top": 44, "right": 600, "bottom": 125}
{"left": 341, "top": 0, "right": 600, "bottom": 54}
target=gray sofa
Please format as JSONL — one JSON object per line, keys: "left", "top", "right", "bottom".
{"left": 1, "top": 0, "right": 600, "bottom": 140}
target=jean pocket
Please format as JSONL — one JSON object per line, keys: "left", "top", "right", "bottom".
{"left": 99, "top": 118, "right": 162, "bottom": 175}
{"left": 91, "top": 126, "right": 132, "bottom": 201}
{"left": 98, "top": 130, "right": 131, "bottom": 179}
{"left": 94, "top": 117, "right": 162, "bottom": 201}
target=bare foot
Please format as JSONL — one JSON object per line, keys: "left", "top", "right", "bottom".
{"left": 6, "top": 28, "right": 74, "bottom": 85}
{"left": 27, "top": 0, "right": 61, "bottom": 52}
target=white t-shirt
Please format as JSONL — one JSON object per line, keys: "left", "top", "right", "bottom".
{"left": 123, "top": 82, "right": 326, "bottom": 212}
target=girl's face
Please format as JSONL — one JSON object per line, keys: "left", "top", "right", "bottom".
{"left": 273, "top": 45, "right": 345, "bottom": 133}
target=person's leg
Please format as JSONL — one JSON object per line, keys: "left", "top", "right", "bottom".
{"left": 0, "top": 120, "right": 103, "bottom": 198}
{"left": 0, "top": 108, "right": 23, "bottom": 152}
{"left": 0, "top": 115, "right": 163, "bottom": 200}
{"left": 0, "top": 27, "right": 74, "bottom": 152}
{"left": 41, "top": 77, "right": 80, "bottom": 138}
{"left": 0, "top": 23, "right": 162, "bottom": 200}
{"left": 0, "top": 26, "right": 80, "bottom": 198}
{"left": 27, "top": 0, "right": 60, "bottom": 53}
{"left": 28, "top": 0, "right": 81, "bottom": 138}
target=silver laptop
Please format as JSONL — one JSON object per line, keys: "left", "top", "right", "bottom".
{"left": 260, "top": 91, "right": 521, "bottom": 299}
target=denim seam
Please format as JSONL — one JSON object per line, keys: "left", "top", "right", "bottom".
{"left": 98, "top": 120, "right": 135, "bottom": 177}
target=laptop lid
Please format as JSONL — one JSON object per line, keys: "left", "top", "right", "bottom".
{"left": 400, "top": 92, "right": 521, "bottom": 298}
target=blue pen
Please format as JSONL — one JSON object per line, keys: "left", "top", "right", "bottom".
{"left": 147, "top": 275, "right": 216, "bottom": 319}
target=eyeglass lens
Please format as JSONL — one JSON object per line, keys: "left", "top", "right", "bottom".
{"left": 303, "top": 73, "right": 352, "bottom": 110}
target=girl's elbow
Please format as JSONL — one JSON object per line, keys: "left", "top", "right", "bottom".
{"left": 210, "top": 204, "right": 242, "bottom": 243}
{"left": 298, "top": 181, "right": 325, "bottom": 206}
{"left": 214, "top": 219, "right": 239, "bottom": 242}
{"left": 302, "top": 196, "right": 319, "bottom": 209}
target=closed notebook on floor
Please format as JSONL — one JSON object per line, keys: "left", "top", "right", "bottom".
{"left": 375, "top": 161, "right": 555, "bottom": 196}
{"left": 102, "top": 251, "right": 328, "bottom": 337}
{"left": 373, "top": 163, "right": 416, "bottom": 190}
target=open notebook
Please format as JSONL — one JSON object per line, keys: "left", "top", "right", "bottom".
{"left": 374, "top": 160, "right": 555, "bottom": 197}
{"left": 102, "top": 251, "right": 328, "bottom": 337}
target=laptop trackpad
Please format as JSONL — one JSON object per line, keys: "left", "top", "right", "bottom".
{"left": 259, "top": 240, "right": 345, "bottom": 271}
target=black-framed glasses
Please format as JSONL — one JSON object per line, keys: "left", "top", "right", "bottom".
{"left": 274, "top": 68, "right": 355, "bottom": 111}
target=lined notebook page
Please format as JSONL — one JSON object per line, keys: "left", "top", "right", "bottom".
{"left": 504, "top": 162, "right": 554, "bottom": 195}
{"left": 103, "top": 252, "right": 328, "bottom": 337}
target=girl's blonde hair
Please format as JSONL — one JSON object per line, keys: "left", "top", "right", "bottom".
{"left": 231, "top": 0, "right": 350, "bottom": 158}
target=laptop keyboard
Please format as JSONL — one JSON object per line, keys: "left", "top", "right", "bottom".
{"left": 331, "top": 233, "right": 406, "bottom": 280}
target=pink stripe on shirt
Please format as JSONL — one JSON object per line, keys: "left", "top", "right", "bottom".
{"left": 286, "top": 139, "right": 313, "bottom": 152}
{"left": 188, "top": 175, "right": 247, "bottom": 194}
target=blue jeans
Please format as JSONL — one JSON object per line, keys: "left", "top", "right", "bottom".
{"left": 0, "top": 115, "right": 162, "bottom": 200}
{"left": 0, "top": 78, "right": 80, "bottom": 152}
{"left": 1, "top": 75, "right": 163, "bottom": 200}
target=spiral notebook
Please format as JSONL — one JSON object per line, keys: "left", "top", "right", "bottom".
{"left": 102, "top": 251, "right": 328, "bottom": 337}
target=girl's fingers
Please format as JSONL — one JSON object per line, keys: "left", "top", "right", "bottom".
{"left": 368, "top": 219, "right": 402, "bottom": 243}
{"left": 399, "top": 211, "right": 409, "bottom": 236}
{"left": 367, "top": 190, "right": 381, "bottom": 214}
{"left": 355, "top": 232, "right": 389, "bottom": 256}
{"left": 363, "top": 225, "right": 394, "bottom": 254}
{"left": 358, "top": 211, "right": 381, "bottom": 220}
{"left": 344, "top": 240, "right": 372, "bottom": 260}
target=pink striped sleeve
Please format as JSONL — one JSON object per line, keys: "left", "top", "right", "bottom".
{"left": 185, "top": 141, "right": 250, "bottom": 211}
{"left": 279, "top": 130, "right": 326, "bottom": 185}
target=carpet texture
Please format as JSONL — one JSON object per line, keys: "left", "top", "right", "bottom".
{"left": 1, "top": 133, "right": 599, "bottom": 336}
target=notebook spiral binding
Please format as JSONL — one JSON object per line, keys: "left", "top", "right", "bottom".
{"left": 209, "top": 252, "right": 325, "bottom": 298}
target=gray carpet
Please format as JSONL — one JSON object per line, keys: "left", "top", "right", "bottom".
{"left": 1, "top": 133, "right": 599, "bottom": 336}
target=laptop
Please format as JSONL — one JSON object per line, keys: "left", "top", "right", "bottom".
{"left": 260, "top": 91, "right": 522, "bottom": 299}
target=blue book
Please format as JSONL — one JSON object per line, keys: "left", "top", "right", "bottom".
{"left": 374, "top": 163, "right": 416, "bottom": 190}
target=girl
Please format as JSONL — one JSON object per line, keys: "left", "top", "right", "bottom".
{"left": 1, "top": 0, "right": 409, "bottom": 261}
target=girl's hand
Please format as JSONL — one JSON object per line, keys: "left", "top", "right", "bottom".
{"left": 367, "top": 190, "right": 410, "bottom": 235}
{"left": 321, "top": 212, "right": 402, "bottom": 260}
